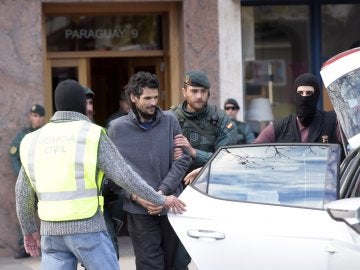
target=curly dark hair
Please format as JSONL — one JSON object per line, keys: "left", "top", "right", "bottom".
{"left": 124, "top": 71, "right": 160, "bottom": 98}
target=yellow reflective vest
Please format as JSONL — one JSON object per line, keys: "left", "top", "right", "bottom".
{"left": 20, "top": 120, "right": 105, "bottom": 222}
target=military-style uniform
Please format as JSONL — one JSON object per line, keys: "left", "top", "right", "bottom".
{"left": 233, "top": 120, "right": 255, "bottom": 144}
{"left": 9, "top": 127, "right": 37, "bottom": 176}
{"left": 172, "top": 101, "right": 238, "bottom": 171}
{"left": 172, "top": 70, "right": 238, "bottom": 270}
{"left": 172, "top": 104, "right": 238, "bottom": 270}
{"left": 223, "top": 98, "right": 255, "bottom": 144}
{"left": 9, "top": 104, "right": 45, "bottom": 176}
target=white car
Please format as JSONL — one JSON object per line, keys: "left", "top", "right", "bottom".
{"left": 168, "top": 143, "right": 360, "bottom": 270}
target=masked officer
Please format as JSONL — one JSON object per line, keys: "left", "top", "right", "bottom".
{"left": 171, "top": 70, "right": 238, "bottom": 269}
{"left": 9, "top": 104, "right": 45, "bottom": 259}
{"left": 254, "top": 73, "right": 341, "bottom": 144}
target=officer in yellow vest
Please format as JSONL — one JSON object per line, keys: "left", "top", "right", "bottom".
{"left": 15, "top": 79, "right": 186, "bottom": 270}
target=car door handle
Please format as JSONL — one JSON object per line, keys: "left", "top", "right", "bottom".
{"left": 187, "top": 229, "right": 225, "bottom": 240}
{"left": 325, "top": 244, "right": 336, "bottom": 254}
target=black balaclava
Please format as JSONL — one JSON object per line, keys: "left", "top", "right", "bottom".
{"left": 293, "top": 73, "right": 320, "bottom": 127}
{"left": 54, "top": 79, "right": 86, "bottom": 115}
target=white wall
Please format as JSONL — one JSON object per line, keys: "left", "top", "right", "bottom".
{"left": 218, "top": 0, "right": 243, "bottom": 119}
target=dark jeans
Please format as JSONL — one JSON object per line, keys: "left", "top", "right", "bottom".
{"left": 172, "top": 241, "right": 191, "bottom": 270}
{"left": 127, "top": 213, "right": 179, "bottom": 270}
{"left": 17, "top": 226, "right": 24, "bottom": 247}
{"left": 103, "top": 206, "right": 119, "bottom": 259}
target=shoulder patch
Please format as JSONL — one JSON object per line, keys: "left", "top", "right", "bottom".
{"left": 226, "top": 122, "right": 234, "bottom": 129}
{"left": 9, "top": 146, "right": 18, "bottom": 155}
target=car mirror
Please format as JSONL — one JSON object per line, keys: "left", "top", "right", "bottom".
{"left": 325, "top": 197, "right": 360, "bottom": 234}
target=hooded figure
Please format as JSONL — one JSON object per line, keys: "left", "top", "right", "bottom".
{"left": 254, "top": 72, "right": 340, "bottom": 145}
{"left": 293, "top": 73, "right": 320, "bottom": 127}
{"left": 54, "top": 79, "right": 86, "bottom": 115}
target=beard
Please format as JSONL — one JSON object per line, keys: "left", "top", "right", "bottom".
{"left": 138, "top": 110, "right": 154, "bottom": 121}
{"left": 134, "top": 105, "right": 156, "bottom": 122}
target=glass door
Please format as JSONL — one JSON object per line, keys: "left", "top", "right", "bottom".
{"left": 241, "top": 5, "right": 310, "bottom": 123}
{"left": 45, "top": 58, "right": 89, "bottom": 117}
{"left": 127, "top": 58, "right": 166, "bottom": 109}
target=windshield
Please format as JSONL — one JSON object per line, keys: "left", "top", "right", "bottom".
{"left": 194, "top": 144, "right": 340, "bottom": 209}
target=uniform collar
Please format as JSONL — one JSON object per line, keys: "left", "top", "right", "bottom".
{"left": 181, "top": 101, "right": 208, "bottom": 119}
{"left": 50, "top": 111, "right": 91, "bottom": 122}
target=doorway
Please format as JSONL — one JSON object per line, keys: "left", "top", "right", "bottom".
{"left": 44, "top": 2, "right": 182, "bottom": 123}
{"left": 90, "top": 57, "right": 165, "bottom": 127}
{"left": 48, "top": 57, "right": 165, "bottom": 127}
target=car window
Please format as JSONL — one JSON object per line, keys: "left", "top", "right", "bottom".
{"left": 193, "top": 144, "right": 340, "bottom": 209}
{"left": 339, "top": 150, "right": 360, "bottom": 198}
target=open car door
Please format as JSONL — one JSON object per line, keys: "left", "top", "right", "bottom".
{"left": 169, "top": 144, "right": 360, "bottom": 270}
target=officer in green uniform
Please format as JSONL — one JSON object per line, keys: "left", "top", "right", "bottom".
{"left": 172, "top": 70, "right": 238, "bottom": 171}
{"left": 224, "top": 98, "right": 255, "bottom": 144}
{"left": 9, "top": 104, "right": 45, "bottom": 259}
{"left": 172, "top": 70, "right": 238, "bottom": 269}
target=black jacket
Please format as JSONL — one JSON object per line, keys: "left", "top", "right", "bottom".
{"left": 274, "top": 110, "right": 338, "bottom": 143}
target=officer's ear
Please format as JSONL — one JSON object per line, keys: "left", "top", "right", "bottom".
{"left": 181, "top": 87, "right": 187, "bottom": 98}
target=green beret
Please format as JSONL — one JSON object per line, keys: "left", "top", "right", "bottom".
{"left": 184, "top": 70, "right": 210, "bottom": 89}
{"left": 83, "top": 86, "right": 95, "bottom": 98}
{"left": 30, "top": 104, "right": 45, "bottom": 116}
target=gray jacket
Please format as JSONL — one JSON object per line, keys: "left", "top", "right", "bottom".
{"left": 108, "top": 107, "right": 191, "bottom": 215}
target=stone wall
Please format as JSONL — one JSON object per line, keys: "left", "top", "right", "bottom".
{"left": 0, "top": 0, "right": 223, "bottom": 257}
{"left": 182, "top": 0, "right": 220, "bottom": 104}
{"left": 0, "top": 0, "right": 44, "bottom": 256}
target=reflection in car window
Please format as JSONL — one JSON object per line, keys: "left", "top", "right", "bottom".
{"left": 194, "top": 145, "right": 340, "bottom": 209}
{"left": 193, "top": 166, "right": 210, "bottom": 194}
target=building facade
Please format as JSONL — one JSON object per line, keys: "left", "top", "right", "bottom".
{"left": 241, "top": 0, "right": 360, "bottom": 123}
{"left": 0, "top": 0, "right": 242, "bottom": 256}
{"left": 0, "top": 0, "right": 359, "bottom": 256}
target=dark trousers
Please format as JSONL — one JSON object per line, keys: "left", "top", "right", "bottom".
{"left": 172, "top": 241, "right": 191, "bottom": 270}
{"left": 17, "top": 227, "right": 24, "bottom": 248}
{"left": 103, "top": 206, "right": 119, "bottom": 259}
{"left": 127, "top": 213, "right": 179, "bottom": 270}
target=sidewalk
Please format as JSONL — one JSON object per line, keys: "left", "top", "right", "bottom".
{"left": 0, "top": 236, "right": 198, "bottom": 270}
